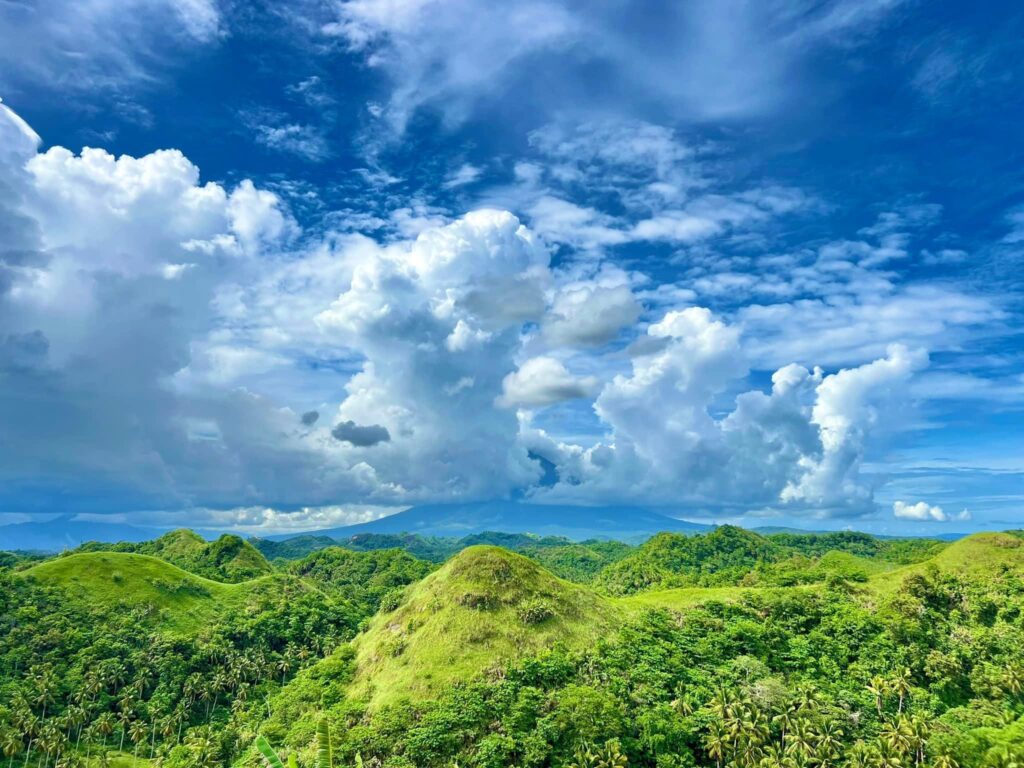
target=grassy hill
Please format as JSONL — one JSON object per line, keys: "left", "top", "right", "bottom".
{"left": 78, "top": 528, "right": 273, "bottom": 583}
{"left": 332, "top": 531, "right": 1024, "bottom": 710}
{"left": 348, "top": 545, "right": 622, "bottom": 707}
{"left": 21, "top": 551, "right": 282, "bottom": 633}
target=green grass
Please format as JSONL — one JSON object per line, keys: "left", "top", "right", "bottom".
{"left": 346, "top": 533, "right": 1024, "bottom": 708}
{"left": 84, "top": 750, "right": 154, "bottom": 768}
{"left": 349, "top": 545, "right": 623, "bottom": 708}
{"left": 618, "top": 583, "right": 815, "bottom": 610}
{"left": 21, "top": 551, "right": 279, "bottom": 633}
{"left": 863, "top": 531, "right": 1024, "bottom": 598}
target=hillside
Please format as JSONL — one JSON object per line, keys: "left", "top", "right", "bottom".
{"left": 20, "top": 550, "right": 298, "bottom": 633}
{"left": 297, "top": 531, "right": 1024, "bottom": 713}
{"left": 347, "top": 545, "right": 622, "bottom": 707}
{"left": 79, "top": 528, "right": 273, "bottom": 583}
{"left": 21, "top": 552, "right": 254, "bottom": 632}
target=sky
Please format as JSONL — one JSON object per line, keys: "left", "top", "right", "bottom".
{"left": 0, "top": 0, "right": 1022, "bottom": 536}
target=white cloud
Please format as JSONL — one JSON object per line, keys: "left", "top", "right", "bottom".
{"left": 543, "top": 273, "right": 640, "bottom": 347}
{"left": 251, "top": 122, "right": 332, "bottom": 162}
{"left": 0, "top": 0, "right": 221, "bottom": 93}
{"left": 531, "top": 310, "right": 929, "bottom": 516}
{"left": 893, "top": 500, "right": 970, "bottom": 522}
{"left": 442, "top": 163, "right": 483, "bottom": 189}
{"left": 323, "top": 0, "right": 907, "bottom": 134}
{"left": 498, "top": 356, "right": 599, "bottom": 408}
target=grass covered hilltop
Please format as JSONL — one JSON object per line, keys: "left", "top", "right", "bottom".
{"left": 2, "top": 527, "right": 1024, "bottom": 768}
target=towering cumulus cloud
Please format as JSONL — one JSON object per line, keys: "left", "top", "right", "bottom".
{"left": 0, "top": 103, "right": 934, "bottom": 520}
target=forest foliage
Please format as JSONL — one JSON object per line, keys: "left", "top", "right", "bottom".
{"left": 1, "top": 527, "right": 1021, "bottom": 768}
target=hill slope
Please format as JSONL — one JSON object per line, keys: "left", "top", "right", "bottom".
{"left": 79, "top": 529, "right": 273, "bottom": 583}
{"left": 348, "top": 545, "right": 622, "bottom": 707}
{"left": 333, "top": 531, "right": 1024, "bottom": 709}
{"left": 21, "top": 551, "right": 281, "bottom": 633}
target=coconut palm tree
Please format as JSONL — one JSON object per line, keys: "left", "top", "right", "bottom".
{"left": 867, "top": 677, "right": 889, "bottom": 717}
{"left": 1, "top": 728, "right": 22, "bottom": 768}
{"left": 94, "top": 714, "right": 115, "bottom": 754}
{"left": 705, "top": 725, "right": 727, "bottom": 768}
{"left": 128, "top": 721, "right": 147, "bottom": 768}
{"left": 880, "top": 718, "right": 913, "bottom": 758}
{"left": 845, "top": 740, "right": 873, "bottom": 768}
{"left": 892, "top": 670, "right": 913, "bottom": 715}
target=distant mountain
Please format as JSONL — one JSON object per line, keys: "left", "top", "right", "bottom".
{"left": 267, "top": 501, "right": 714, "bottom": 542}
{"left": 0, "top": 515, "right": 161, "bottom": 553}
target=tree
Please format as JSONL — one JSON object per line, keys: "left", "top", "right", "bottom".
{"left": 892, "top": 669, "right": 913, "bottom": 715}
{"left": 868, "top": 677, "right": 889, "bottom": 717}
{"left": 1, "top": 728, "right": 21, "bottom": 768}
{"left": 129, "top": 720, "right": 147, "bottom": 767}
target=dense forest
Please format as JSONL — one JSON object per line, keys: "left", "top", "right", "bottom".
{"left": 1, "top": 527, "right": 1022, "bottom": 768}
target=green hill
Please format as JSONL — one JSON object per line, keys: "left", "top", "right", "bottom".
{"left": 595, "top": 525, "right": 776, "bottom": 594}
{"left": 322, "top": 531, "right": 1024, "bottom": 711}
{"left": 79, "top": 528, "right": 273, "bottom": 583}
{"left": 348, "top": 545, "right": 622, "bottom": 707}
{"left": 864, "top": 531, "right": 1024, "bottom": 597}
{"left": 21, "top": 551, "right": 281, "bottom": 633}
{"left": 288, "top": 546, "right": 435, "bottom": 613}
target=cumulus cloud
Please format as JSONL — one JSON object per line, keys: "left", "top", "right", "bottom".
{"left": 543, "top": 273, "right": 640, "bottom": 347}
{"left": 0, "top": 102, "right": 994, "bottom": 524}
{"left": 331, "top": 420, "right": 391, "bottom": 446}
{"left": 0, "top": 103, "right": 358, "bottom": 515}
{"left": 531, "top": 310, "right": 928, "bottom": 516}
{"left": 893, "top": 500, "right": 970, "bottom": 522}
{"left": 498, "top": 357, "right": 599, "bottom": 408}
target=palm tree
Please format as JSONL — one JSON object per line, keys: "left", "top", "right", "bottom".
{"left": 874, "top": 743, "right": 905, "bottom": 768}
{"left": 1, "top": 728, "right": 22, "bottom": 768}
{"left": 705, "top": 725, "right": 727, "bottom": 768}
{"left": 773, "top": 706, "right": 799, "bottom": 752}
{"left": 984, "top": 747, "right": 1022, "bottom": 768}
{"left": 1003, "top": 665, "right": 1024, "bottom": 699}
{"left": 128, "top": 721, "right": 147, "bottom": 768}
{"left": 845, "top": 740, "right": 873, "bottom": 768}
{"left": 19, "top": 713, "right": 38, "bottom": 768}
{"left": 31, "top": 668, "right": 56, "bottom": 722}
{"left": 596, "top": 740, "right": 628, "bottom": 768}
{"left": 94, "top": 714, "right": 115, "bottom": 754}
{"left": 868, "top": 677, "right": 889, "bottom": 717}
{"left": 931, "top": 755, "right": 959, "bottom": 768}
{"left": 880, "top": 718, "right": 913, "bottom": 757}
{"left": 892, "top": 669, "right": 913, "bottom": 715}
{"left": 905, "top": 716, "right": 929, "bottom": 767}
{"left": 275, "top": 656, "right": 293, "bottom": 686}
{"left": 816, "top": 721, "right": 844, "bottom": 765}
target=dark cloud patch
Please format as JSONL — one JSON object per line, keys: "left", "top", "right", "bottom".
{"left": 301, "top": 410, "right": 319, "bottom": 426}
{"left": 331, "top": 420, "right": 390, "bottom": 447}
{"left": 1, "top": 331, "right": 49, "bottom": 371}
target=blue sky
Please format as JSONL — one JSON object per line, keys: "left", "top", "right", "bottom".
{"left": 0, "top": 0, "right": 1022, "bottom": 535}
